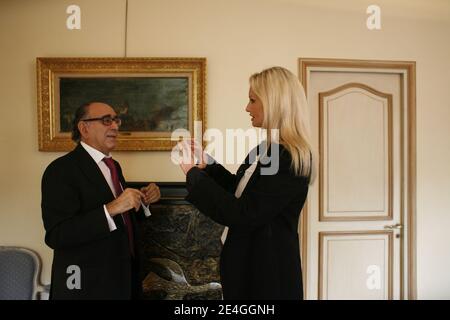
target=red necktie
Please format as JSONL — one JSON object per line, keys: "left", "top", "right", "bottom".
{"left": 102, "top": 157, "right": 135, "bottom": 257}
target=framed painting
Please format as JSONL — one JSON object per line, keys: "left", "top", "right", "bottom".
{"left": 36, "top": 57, "right": 206, "bottom": 151}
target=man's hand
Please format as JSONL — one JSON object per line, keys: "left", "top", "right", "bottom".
{"left": 106, "top": 188, "right": 145, "bottom": 217}
{"left": 141, "top": 183, "right": 161, "bottom": 205}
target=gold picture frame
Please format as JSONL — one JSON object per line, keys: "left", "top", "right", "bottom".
{"left": 36, "top": 57, "right": 206, "bottom": 151}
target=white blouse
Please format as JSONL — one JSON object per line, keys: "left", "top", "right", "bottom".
{"left": 221, "top": 157, "right": 259, "bottom": 244}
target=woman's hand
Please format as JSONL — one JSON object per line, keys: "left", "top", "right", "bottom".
{"left": 177, "top": 140, "right": 207, "bottom": 175}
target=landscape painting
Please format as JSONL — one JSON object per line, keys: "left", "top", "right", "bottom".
{"left": 37, "top": 57, "right": 206, "bottom": 151}
{"left": 59, "top": 77, "right": 189, "bottom": 133}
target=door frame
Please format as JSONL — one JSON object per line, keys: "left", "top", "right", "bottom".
{"left": 298, "top": 58, "right": 416, "bottom": 300}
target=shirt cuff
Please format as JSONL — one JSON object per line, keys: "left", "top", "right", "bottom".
{"left": 103, "top": 205, "right": 117, "bottom": 232}
{"left": 204, "top": 153, "right": 216, "bottom": 165}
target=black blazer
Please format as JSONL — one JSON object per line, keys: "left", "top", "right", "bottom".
{"left": 41, "top": 144, "right": 143, "bottom": 299}
{"left": 185, "top": 144, "right": 309, "bottom": 299}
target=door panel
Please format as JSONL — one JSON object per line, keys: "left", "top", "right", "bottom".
{"left": 319, "top": 231, "right": 393, "bottom": 300}
{"left": 299, "top": 59, "right": 416, "bottom": 300}
{"left": 320, "top": 83, "right": 393, "bottom": 220}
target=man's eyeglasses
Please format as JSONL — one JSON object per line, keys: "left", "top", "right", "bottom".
{"left": 81, "top": 115, "right": 122, "bottom": 126}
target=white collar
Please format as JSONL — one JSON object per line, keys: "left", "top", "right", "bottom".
{"left": 80, "top": 141, "right": 111, "bottom": 164}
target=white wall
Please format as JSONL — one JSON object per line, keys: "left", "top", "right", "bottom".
{"left": 0, "top": 0, "right": 449, "bottom": 299}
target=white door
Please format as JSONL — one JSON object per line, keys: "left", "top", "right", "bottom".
{"left": 299, "top": 59, "right": 416, "bottom": 300}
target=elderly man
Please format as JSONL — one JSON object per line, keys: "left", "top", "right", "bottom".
{"left": 41, "top": 102, "right": 160, "bottom": 299}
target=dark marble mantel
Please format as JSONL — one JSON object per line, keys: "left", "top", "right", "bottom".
{"left": 128, "top": 182, "right": 224, "bottom": 300}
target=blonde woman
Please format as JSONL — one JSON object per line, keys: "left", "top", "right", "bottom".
{"left": 179, "top": 67, "right": 314, "bottom": 299}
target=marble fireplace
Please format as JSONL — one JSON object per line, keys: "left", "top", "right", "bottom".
{"left": 129, "top": 182, "right": 224, "bottom": 300}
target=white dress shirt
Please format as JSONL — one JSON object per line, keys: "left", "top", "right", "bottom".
{"left": 221, "top": 157, "right": 259, "bottom": 244}
{"left": 80, "top": 141, "right": 151, "bottom": 232}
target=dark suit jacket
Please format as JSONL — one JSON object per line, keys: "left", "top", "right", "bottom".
{"left": 41, "top": 144, "right": 143, "bottom": 299}
{"left": 185, "top": 144, "right": 309, "bottom": 299}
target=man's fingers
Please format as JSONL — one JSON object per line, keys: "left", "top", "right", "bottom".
{"left": 144, "top": 190, "right": 160, "bottom": 204}
{"left": 121, "top": 188, "right": 145, "bottom": 211}
{"left": 132, "top": 193, "right": 141, "bottom": 211}
{"left": 146, "top": 183, "right": 156, "bottom": 191}
{"left": 135, "top": 183, "right": 160, "bottom": 205}
{"left": 129, "top": 188, "right": 145, "bottom": 198}
{"left": 123, "top": 188, "right": 144, "bottom": 195}
{"left": 141, "top": 184, "right": 158, "bottom": 196}
{"left": 133, "top": 199, "right": 140, "bottom": 211}
{"left": 148, "top": 192, "right": 159, "bottom": 203}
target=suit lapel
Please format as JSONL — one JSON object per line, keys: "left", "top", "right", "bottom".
{"left": 238, "top": 162, "right": 261, "bottom": 195}
{"left": 235, "top": 153, "right": 260, "bottom": 195}
{"left": 72, "top": 144, "right": 127, "bottom": 230}
{"left": 235, "top": 142, "right": 281, "bottom": 196}
{"left": 115, "top": 160, "right": 127, "bottom": 190}
{"left": 72, "top": 144, "right": 116, "bottom": 200}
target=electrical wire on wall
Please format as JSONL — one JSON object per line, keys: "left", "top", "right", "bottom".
{"left": 124, "top": 0, "right": 128, "bottom": 57}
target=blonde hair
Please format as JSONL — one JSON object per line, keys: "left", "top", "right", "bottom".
{"left": 249, "top": 66, "right": 315, "bottom": 183}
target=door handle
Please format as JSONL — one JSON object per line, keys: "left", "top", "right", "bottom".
{"left": 384, "top": 223, "right": 403, "bottom": 230}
